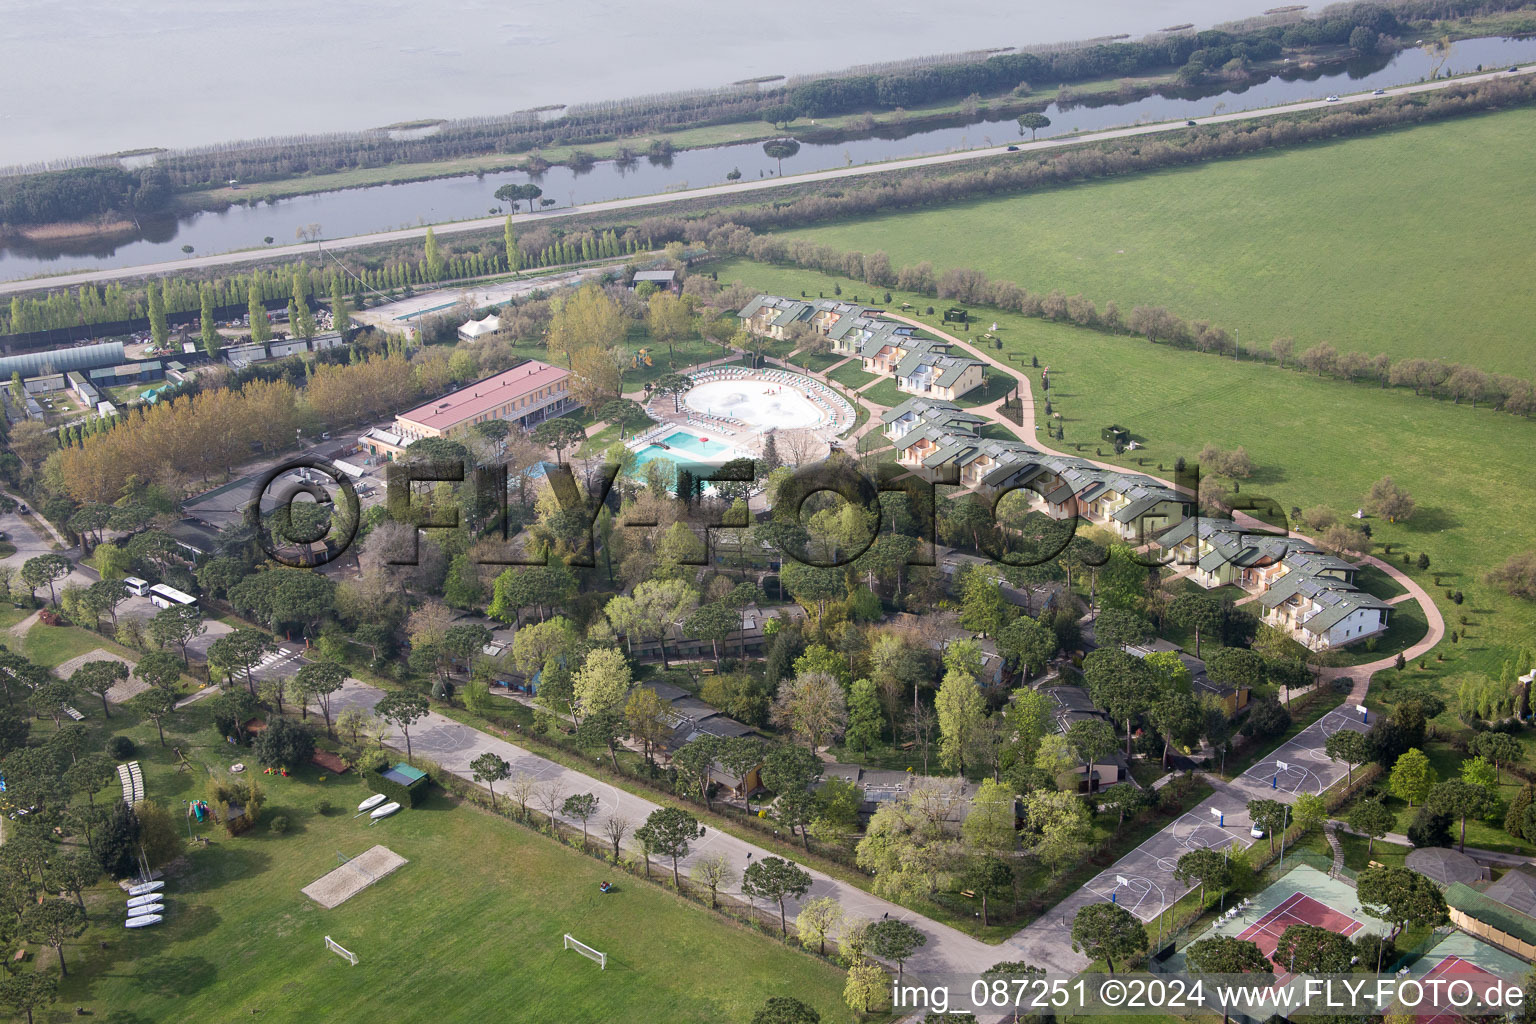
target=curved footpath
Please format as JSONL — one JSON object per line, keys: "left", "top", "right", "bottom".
{"left": 884, "top": 315, "right": 1444, "bottom": 974}
{"left": 885, "top": 313, "right": 1446, "bottom": 704}
{"left": 4, "top": 66, "right": 1533, "bottom": 295}
{"left": 308, "top": 319, "right": 1443, "bottom": 997}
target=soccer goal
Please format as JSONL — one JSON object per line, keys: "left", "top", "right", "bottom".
{"left": 563, "top": 933, "right": 606, "bottom": 970}
{"left": 325, "top": 935, "right": 359, "bottom": 966}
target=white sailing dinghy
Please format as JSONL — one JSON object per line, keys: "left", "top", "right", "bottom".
{"left": 357, "top": 794, "right": 386, "bottom": 813}
{"left": 369, "top": 801, "right": 401, "bottom": 821}
{"left": 127, "top": 903, "right": 164, "bottom": 918}
{"left": 125, "top": 915, "right": 162, "bottom": 929}
{"left": 128, "top": 880, "right": 164, "bottom": 897}
{"left": 127, "top": 893, "right": 161, "bottom": 909}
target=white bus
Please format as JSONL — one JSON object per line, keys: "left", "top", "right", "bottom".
{"left": 147, "top": 584, "right": 197, "bottom": 610}
{"left": 123, "top": 577, "right": 151, "bottom": 597}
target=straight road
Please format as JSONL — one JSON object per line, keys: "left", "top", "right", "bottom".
{"left": 4, "top": 66, "right": 1531, "bottom": 296}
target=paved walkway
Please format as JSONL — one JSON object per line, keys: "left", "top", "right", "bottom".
{"left": 327, "top": 678, "right": 1002, "bottom": 981}
{"left": 874, "top": 314, "right": 1446, "bottom": 970}
{"left": 11, "top": 67, "right": 1532, "bottom": 295}
{"left": 882, "top": 312, "right": 1446, "bottom": 708}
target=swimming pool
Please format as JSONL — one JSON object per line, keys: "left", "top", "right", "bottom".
{"left": 632, "top": 430, "right": 741, "bottom": 473}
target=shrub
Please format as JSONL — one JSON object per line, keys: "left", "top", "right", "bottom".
{"left": 269, "top": 815, "right": 291, "bottom": 834}
{"left": 315, "top": 799, "right": 334, "bottom": 816}
{"left": 106, "top": 735, "right": 135, "bottom": 759}
{"left": 1406, "top": 806, "right": 1452, "bottom": 848}
{"left": 355, "top": 748, "right": 389, "bottom": 774}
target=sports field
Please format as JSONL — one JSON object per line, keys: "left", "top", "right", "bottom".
{"left": 46, "top": 705, "right": 858, "bottom": 1023}
{"left": 715, "top": 257, "right": 1536, "bottom": 685}
{"left": 774, "top": 105, "right": 1536, "bottom": 375}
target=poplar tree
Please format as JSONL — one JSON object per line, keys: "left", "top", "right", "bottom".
{"left": 504, "top": 216, "right": 520, "bottom": 271}
{"left": 248, "top": 284, "right": 271, "bottom": 343}
{"left": 199, "top": 284, "right": 218, "bottom": 358}
{"left": 424, "top": 227, "right": 443, "bottom": 281}
{"left": 291, "top": 274, "right": 316, "bottom": 340}
{"left": 330, "top": 275, "right": 350, "bottom": 334}
{"left": 146, "top": 281, "right": 168, "bottom": 349}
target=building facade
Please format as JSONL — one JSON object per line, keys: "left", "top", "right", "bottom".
{"left": 361, "top": 360, "right": 572, "bottom": 460}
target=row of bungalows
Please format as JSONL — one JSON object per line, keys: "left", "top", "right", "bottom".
{"left": 736, "top": 295, "right": 987, "bottom": 401}
{"left": 883, "top": 396, "right": 1193, "bottom": 543}
{"left": 1151, "top": 516, "right": 1393, "bottom": 651}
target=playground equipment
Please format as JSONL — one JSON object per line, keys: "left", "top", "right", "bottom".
{"left": 631, "top": 347, "right": 653, "bottom": 369}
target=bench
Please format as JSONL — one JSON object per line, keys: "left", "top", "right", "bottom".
{"left": 1369, "top": 860, "right": 1385, "bottom": 869}
{"left": 960, "top": 890, "right": 976, "bottom": 899}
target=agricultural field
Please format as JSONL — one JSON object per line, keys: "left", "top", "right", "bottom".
{"left": 27, "top": 702, "right": 859, "bottom": 1024}
{"left": 771, "top": 105, "right": 1536, "bottom": 376}
{"left": 714, "top": 258, "right": 1536, "bottom": 688}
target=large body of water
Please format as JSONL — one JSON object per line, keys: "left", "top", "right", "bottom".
{"left": 3, "top": 28, "right": 1533, "bottom": 282}
{"left": 4, "top": 0, "right": 1282, "bottom": 166}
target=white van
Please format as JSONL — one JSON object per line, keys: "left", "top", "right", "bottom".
{"left": 123, "top": 577, "right": 151, "bottom": 597}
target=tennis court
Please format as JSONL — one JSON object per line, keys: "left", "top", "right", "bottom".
{"left": 1235, "top": 891, "right": 1363, "bottom": 977}
{"left": 1403, "top": 932, "right": 1529, "bottom": 1024}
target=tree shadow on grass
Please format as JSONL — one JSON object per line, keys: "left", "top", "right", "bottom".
{"left": 184, "top": 847, "right": 270, "bottom": 895}
{"left": 130, "top": 953, "right": 218, "bottom": 998}
{"left": 1398, "top": 507, "right": 1461, "bottom": 533}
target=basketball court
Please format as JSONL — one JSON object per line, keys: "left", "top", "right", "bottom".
{"left": 1238, "top": 709, "right": 1368, "bottom": 797}
{"left": 1083, "top": 811, "right": 1252, "bottom": 922}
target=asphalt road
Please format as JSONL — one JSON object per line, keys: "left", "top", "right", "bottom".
{"left": 4, "top": 66, "right": 1531, "bottom": 297}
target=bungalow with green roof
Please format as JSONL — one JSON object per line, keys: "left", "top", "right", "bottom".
{"left": 1257, "top": 570, "right": 1391, "bottom": 650}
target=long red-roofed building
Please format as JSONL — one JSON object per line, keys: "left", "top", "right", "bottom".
{"left": 361, "top": 360, "right": 573, "bottom": 459}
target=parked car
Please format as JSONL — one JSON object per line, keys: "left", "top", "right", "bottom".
{"left": 0, "top": 531, "right": 8, "bottom": 541}
{"left": 1006, "top": 145, "right": 1019, "bottom": 151}
{"left": 1325, "top": 95, "right": 1341, "bottom": 102}
{"left": 1510, "top": 66, "right": 1521, "bottom": 73}
{"left": 1186, "top": 119, "right": 1197, "bottom": 126}
{"left": 1373, "top": 88, "right": 1386, "bottom": 95}
{"left": 1250, "top": 825, "right": 1265, "bottom": 839}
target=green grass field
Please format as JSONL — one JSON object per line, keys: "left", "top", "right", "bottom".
{"left": 34, "top": 702, "right": 859, "bottom": 1024}
{"left": 713, "top": 258, "right": 1536, "bottom": 686}
{"left": 773, "top": 105, "right": 1536, "bottom": 375}
{"left": 826, "top": 362, "right": 878, "bottom": 389}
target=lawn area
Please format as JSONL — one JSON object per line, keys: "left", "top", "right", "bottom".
{"left": 711, "top": 258, "right": 1536, "bottom": 690}
{"left": 1339, "top": 832, "right": 1411, "bottom": 873}
{"left": 35, "top": 704, "right": 860, "bottom": 1024}
{"left": 1375, "top": 742, "right": 1532, "bottom": 855}
{"left": 771, "top": 104, "right": 1536, "bottom": 375}
{"left": 954, "top": 372, "right": 1016, "bottom": 408}
{"left": 826, "top": 362, "right": 878, "bottom": 389}
{"left": 0, "top": 601, "right": 30, "bottom": 630}
{"left": 859, "top": 378, "right": 908, "bottom": 408}
{"left": 1353, "top": 564, "right": 1409, "bottom": 602}
{"left": 788, "top": 350, "right": 841, "bottom": 373}
{"left": 22, "top": 622, "right": 139, "bottom": 672}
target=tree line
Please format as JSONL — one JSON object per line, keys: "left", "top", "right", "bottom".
{"left": 703, "top": 220, "right": 1536, "bottom": 418}
{"left": 0, "top": 224, "right": 644, "bottom": 339}
{"left": 0, "top": 165, "right": 171, "bottom": 228}
{"left": 7, "top": 0, "right": 1501, "bottom": 201}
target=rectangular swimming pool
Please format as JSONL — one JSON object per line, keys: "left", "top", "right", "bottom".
{"left": 632, "top": 430, "right": 740, "bottom": 472}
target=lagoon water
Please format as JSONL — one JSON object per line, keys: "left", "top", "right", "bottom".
{"left": 4, "top": 1, "right": 1535, "bottom": 282}
{"left": 3, "top": 0, "right": 1283, "bottom": 165}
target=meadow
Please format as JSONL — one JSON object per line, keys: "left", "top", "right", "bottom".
{"left": 27, "top": 700, "right": 858, "bottom": 1024}
{"left": 771, "top": 105, "right": 1536, "bottom": 376}
{"left": 716, "top": 258, "right": 1536, "bottom": 687}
